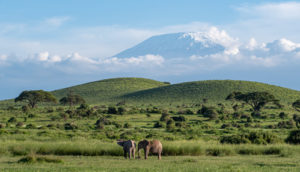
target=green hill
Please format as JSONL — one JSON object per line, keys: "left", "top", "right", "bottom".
{"left": 121, "top": 80, "right": 300, "bottom": 104}
{"left": 52, "top": 78, "right": 169, "bottom": 104}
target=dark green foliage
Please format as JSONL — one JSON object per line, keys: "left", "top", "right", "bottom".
{"left": 107, "top": 107, "right": 117, "bottom": 114}
{"left": 292, "top": 99, "right": 300, "bottom": 112}
{"left": 26, "top": 124, "right": 37, "bottom": 129}
{"left": 64, "top": 123, "right": 78, "bottom": 130}
{"left": 117, "top": 107, "right": 126, "bottom": 115}
{"left": 279, "top": 112, "right": 288, "bottom": 119}
{"left": 226, "top": 91, "right": 279, "bottom": 112}
{"left": 277, "top": 120, "right": 295, "bottom": 129}
{"left": 166, "top": 119, "right": 175, "bottom": 131}
{"left": 123, "top": 123, "right": 131, "bottom": 128}
{"left": 172, "top": 116, "right": 186, "bottom": 122}
{"left": 8, "top": 117, "right": 17, "bottom": 123}
{"left": 285, "top": 130, "right": 300, "bottom": 144}
{"left": 220, "top": 131, "right": 281, "bottom": 144}
{"left": 59, "top": 92, "right": 85, "bottom": 107}
{"left": 22, "top": 105, "right": 30, "bottom": 113}
{"left": 15, "top": 90, "right": 57, "bottom": 108}
{"left": 160, "top": 112, "right": 170, "bottom": 122}
{"left": 199, "top": 106, "right": 218, "bottom": 120}
{"left": 293, "top": 114, "right": 300, "bottom": 129}
{"left": 153, "top": 121, "right": 165, "bottom": 128}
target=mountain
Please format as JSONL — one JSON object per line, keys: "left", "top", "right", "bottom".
{"left": 114, "top": 28, "right": 236, "bottom": 58}
{"left": 122, "top": 80, "right": 300, "bottom": 104}
{"left": 52, "top": 78, "right": 169, "bottom": 104}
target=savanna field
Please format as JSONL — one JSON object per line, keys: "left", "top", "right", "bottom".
{"left": 0, "top": 78, "right": 300, "bottom": 171}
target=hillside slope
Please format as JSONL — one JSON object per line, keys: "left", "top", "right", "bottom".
{"left": 52, "top": 78, "right": 169, "bottom": 104}
{"left": 122, "top": 80, "right": 300, "bottom": 104}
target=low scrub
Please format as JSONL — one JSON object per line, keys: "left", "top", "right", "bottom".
{"left": 220, "top": 131, "right": 281, "bottom": 144}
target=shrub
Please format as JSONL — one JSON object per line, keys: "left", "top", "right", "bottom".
{"left": 26, "top": 123, "right": 37, "bottom": 129}
{"left": 22, "top": 105, "right": 30, "bottom": 113}
{"left": 107, "top": 107, "right": 117, "bottom": 114}
{"left": 166, "top": 119, "right": 175, "bottom": 131}
{"left": 185, "top": 109, "right": 194, "bottom": 115}
{"left": 160, "top": 112, "right": 170, "bottom": 122}
{"left": 199, "top": 106, "right": 218, "bottom": 120}
{"left": 64, "top": 123, "right": 78, "bottom": 130}
{"left": 153, "top": 121, "right": 165, "bottom": 128}
{"left": 172, "top": 116, "right": 186, "bottom": 122}
{"left": 220, "top": 131, "right": 281, "bottom": 144}
{"left": 8, "top": 117, "right": 17, "bottom": 123}
{"left": 123, "top": 123, "right": 132, "bottom": 128}
{"left": 277, "top": 120, "right": 295, "bottom": 129}
{"left": 117, "top": 107, "right": 126, "bottom": 115}
{"left": 279, "top": 112, "right": 288, "bottom": 119}
{"left": 285, "top": 130, "right": 300, "bottom": 144}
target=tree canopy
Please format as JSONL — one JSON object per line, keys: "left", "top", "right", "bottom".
{"left": 59, "top": 92, "right": 85, "bottom": 107}
{"left": 15, "top": 90, "right": 57, "bottom": 108}
{"left": 226, "top": 91, "right": 280, "bottom": 112}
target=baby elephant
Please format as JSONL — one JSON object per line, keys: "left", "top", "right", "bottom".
{"left": 117, "top": 140, "right": 136, "bottom": 159}
{"left": 138, "top": 139, "right": 163, "bottom": 160}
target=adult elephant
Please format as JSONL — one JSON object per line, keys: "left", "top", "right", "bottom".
{"left": 117, "top": 140, "right": 136, "bottom": 159}
{"left": 138, "top": 139, "right": 162, "bottom": 160}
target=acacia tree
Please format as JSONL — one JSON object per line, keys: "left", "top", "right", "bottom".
{"left": 292, "top": 100, "right": 300, "bottom": 112}
{"left": 226, "top": 91, "right": 280, "bottom": 112}
{"left": 15, "top": 90, "right": 57, "bottom": 108}
{"left": 59, "top": 92, "right": 85, "bottom": 107}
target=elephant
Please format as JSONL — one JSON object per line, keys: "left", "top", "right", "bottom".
{"left": 137, "top": 139, "right": 162, "bottom": 160}
{"left": 117, "top": 140, "right": 136, "bottom": 159}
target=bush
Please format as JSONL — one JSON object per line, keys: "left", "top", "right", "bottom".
{"left": 26, "top": 123, "right": 37, "bottom": 129}
{"left": 160, "top": 112, "right": 170, "bottom": 122}
{"left": 220, "top": 131, "right": 281, "bottom": 144}
{"left": 8, "top": 117, "right": 17, "bottom": 123}
{"left": 277, "top": 120, "right": 295, "bottom": 129}
{"left": 123, "top": 123, "right": 132, "bottom": 128}
{"left": 279, "top": 112, "right": 288, "bottom": 119}
{"left": 285, "top": 130, "right": 300, "bottom": 144}
{"left": 107, "top": 107, "right": 117, "bottom": 114}
{"left": 117, "top": 107, "right": 126, "bottom": 115}
{"left": 199, "top": 106, "right": 218, "bottom": 120}
{"left": 153, "top": 121, "right": 165, "bottom": 128}
{"left": 166, "top": 119, "right": 175, "bottom": 131}
{"left": 64, "top": 123, "right": 78, "bottom": 130}
{"left": 171, "top": 116, "right": 186, "bottom": 122}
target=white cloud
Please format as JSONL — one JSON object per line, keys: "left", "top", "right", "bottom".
{"left": 226, "top": 2, "right": 300, "bottom": 42}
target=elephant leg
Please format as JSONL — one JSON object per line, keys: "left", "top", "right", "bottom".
{"left": 158, "top": 150, "right": 161, "bottom": 160}
{"left": 132, "top": 148, "right": 135, "bottom": 159}
{"left": 128, "top": 149, "right": 132, "bottom": 159}
{"left": 124, "top": 150, "right": 127, "bottom": 159}
{"left": 145, "top": 148, "right": 149, "bottom": 159}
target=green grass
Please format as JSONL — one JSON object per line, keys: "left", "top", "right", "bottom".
{"left": 51, "top": 77, "right": 169, "bottom": 104}
{"left": 123, "top": 80, "right": 300, "bottom": 104}
{"left": 1, "top": 155, "right": 300, "bottom": 172}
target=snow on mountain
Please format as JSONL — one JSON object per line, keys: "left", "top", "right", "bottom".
{"left": 114, "top": 27, "right": 239, "bottom": 58}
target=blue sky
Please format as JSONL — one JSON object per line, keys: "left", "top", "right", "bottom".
{"left": 1, "top": 0, "right": 300, "bottom": 100}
